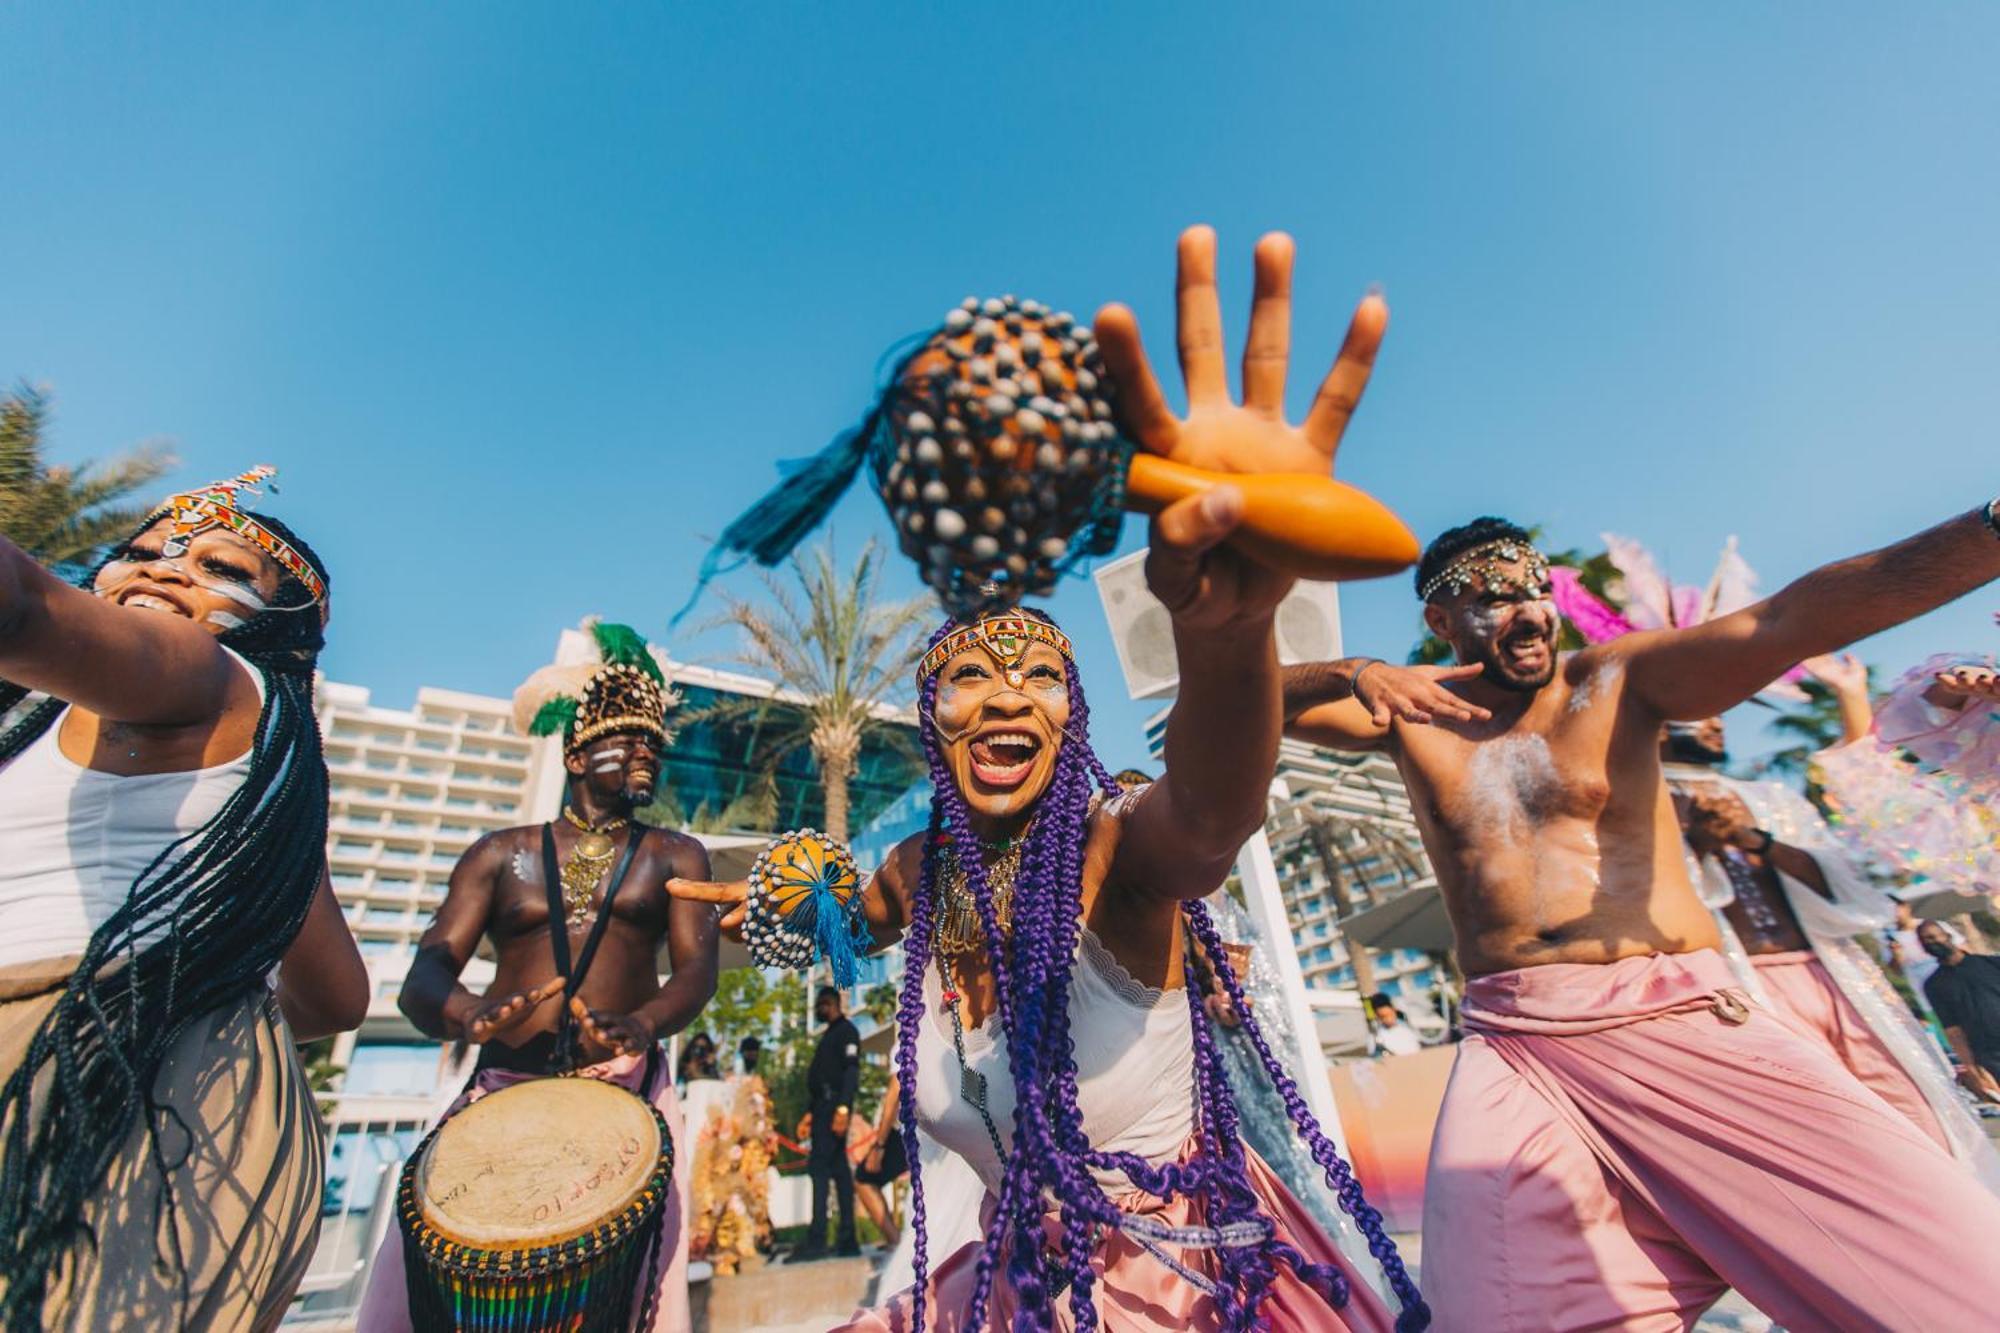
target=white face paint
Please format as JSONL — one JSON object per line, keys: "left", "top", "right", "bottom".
{"left": 590, "top": 746, "right": 629, "bottom": 774}
{"left": 205, "top": 610, "right": 247, "bottom": 630}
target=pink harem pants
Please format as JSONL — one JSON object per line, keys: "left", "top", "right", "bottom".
{"left": 1421, "top": 949, "right": 2000, "bottom": 1332}
{"left": 1749, "top": 949, "right": 1950, "bottom": 1153}
{"left": 355, "top": 1050, "right": 691, "bottom": 1332}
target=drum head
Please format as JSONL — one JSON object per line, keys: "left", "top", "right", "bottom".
{"left": 416, "top": 1077, "right": 663, "bottom": 1249}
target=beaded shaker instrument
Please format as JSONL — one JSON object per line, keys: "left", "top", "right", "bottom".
{"left": 742, "top": 829, "right": 871, "bottom": 985}
{"left": 690, "top": 294, "right": 1419, "bottom": 622}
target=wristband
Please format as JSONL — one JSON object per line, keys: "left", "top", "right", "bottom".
{"left": 1983, "top": 497, "right": 2000, "bottom": 540}
{"left": 1752, "top": 829, "right": 1775, "bottom": 855}
{"left": 1350, "top": 659, "right": 1386, "bottom": 712}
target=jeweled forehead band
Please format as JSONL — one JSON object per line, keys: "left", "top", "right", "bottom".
{"left": 918, "top": 613, "right": 1073, "bottom": 685}
{"left": 152, "top": 465, "right": 326, "bottom": 604}
{"left": 1419, "top": 539, "right": 1551, "bottom": 602}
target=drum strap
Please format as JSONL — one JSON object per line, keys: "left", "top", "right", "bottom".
{"left": 540, "top": 823, "right": 649, "bottom": 1070}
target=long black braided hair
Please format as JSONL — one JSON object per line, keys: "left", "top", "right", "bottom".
{"left": 0, "top": 510, "right": 331, "bottom": 1329}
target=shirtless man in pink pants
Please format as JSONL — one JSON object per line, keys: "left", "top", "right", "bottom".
{"left": 1284, "top": 503, "right": 2000, "bottom": 1332}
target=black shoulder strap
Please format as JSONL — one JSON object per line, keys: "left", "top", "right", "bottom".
{"left": 573, "top": 827, "right": 648, "bottom": 991}
{"left": 539, "top": 823, "right": 572, "bottom": 981}
{"left": 541, "top": 822, "right": 649, "bottom": 1072}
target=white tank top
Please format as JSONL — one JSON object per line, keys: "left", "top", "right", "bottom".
{"left": 0, "top": 653, "right": 263, "bottom": 968}
{"left": 913, "top": 926, "right": 1196, "bottom": 1196}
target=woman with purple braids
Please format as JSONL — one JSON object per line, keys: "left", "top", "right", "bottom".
{"left": 672, "top": 229, "right": 1426, "bottom": 1330}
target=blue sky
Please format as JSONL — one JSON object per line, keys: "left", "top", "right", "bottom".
{"left": 6, "top": 4, "right": 1997, "bottom": 773}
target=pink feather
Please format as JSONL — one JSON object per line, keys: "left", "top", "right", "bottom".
{"left": 1550, "top": 566, "right": 1637, "bottom": 644}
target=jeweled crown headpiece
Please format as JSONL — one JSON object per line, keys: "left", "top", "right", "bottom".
{"left": 1418, "top": 538, "right": 1551, "bottom": 602}
{"left": 149, "top": 465, "right": 327, "bottom": 605}
{"left": 513, "top": 619, "right": 679, "bottom": 755}
{"left": 918, "top": 608, "right": 1074, "bottom": 686}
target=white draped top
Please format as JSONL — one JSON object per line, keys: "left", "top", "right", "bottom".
{"left": 0, "top": 654, "right": 261, "bottom": 968}
{"left": 913, "top": 926, "right": 1195, "bottom": 1196}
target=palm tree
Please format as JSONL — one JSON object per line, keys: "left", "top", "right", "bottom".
{"left": 702, "top": 539, "right": 932, "bottom": 842}
{"left": 0, "top": 383, "right": 176, "bottom": 574}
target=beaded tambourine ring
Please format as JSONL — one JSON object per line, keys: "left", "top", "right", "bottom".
{"left": 744, "top": 829, "right": 870, "bottom": 984}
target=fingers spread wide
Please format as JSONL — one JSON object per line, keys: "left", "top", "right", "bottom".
{"left": 1241, "top": 232, "right": 1295, "bottom": 415}
{"left": 1094, "top": 304, "right": 1177, "bottom": 455}
{"left": 1303, "top": 293, "right": 1389, "bottom": 459}
{"left": 1175, "top": 225, "right": 1229, "bottom": 406}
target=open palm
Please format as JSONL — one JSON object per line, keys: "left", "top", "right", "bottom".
{"left": 1094, "top": 226, "right": 1386, "bottom": 481}
{"left": 1093, "top": 227, "right": 1388, "bottom": 627}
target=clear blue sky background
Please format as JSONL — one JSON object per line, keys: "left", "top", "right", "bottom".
{"left": 6, "top": 4, "right": 1997, "bottom": 773}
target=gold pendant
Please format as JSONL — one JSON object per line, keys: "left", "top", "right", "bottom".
{"left": 559, "top": 835, "right": 617, "bottom": 927}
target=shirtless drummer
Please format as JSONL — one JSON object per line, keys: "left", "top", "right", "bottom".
{"left": 1283, "top": 506, "right": 2000, "bottom": 1331}
{"left": 356, "top": 621, "right": 719, "bottom": 1332}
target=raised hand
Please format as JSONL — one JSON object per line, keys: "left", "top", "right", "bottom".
{"left": 665, "top": 875, "right": 750, "bottom": 936}
{"left": 1353, "top": 662, "right": 1493, "bottom": 727}
{"left": 1934, "top": 664, "right": 2000, "bottom": 703}
{"left": 464, "top": 976, "right": 566, "bottom": 1042}
{"left": 1096, "top": 227, "right": 1388, "bottom": 630}
{"left": 569, "top": 996, "right": 655, "bottom": 1060}
{"left": 1802, "top": 653, "right": 1869, "bottom": 699}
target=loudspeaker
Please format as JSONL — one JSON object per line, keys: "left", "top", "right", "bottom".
{"left": 1092, "top": 548, "right": 1344, "bottom": 701}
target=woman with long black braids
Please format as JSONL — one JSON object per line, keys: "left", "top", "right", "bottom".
{"left": 672, "top": 231, "right": 1426, "bottom": 1330}
{"left": 0, "top": 467, "right": 367, "bottom": 1330}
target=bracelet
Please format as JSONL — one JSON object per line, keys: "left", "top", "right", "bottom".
{"left": 1350, "top": 658, "right": 1385, "bottom": 711}
{"left": 1983, "top": 497, "right": 1999, "bottom": 540}
{"left": 1752, "top": 829, "right": 1775, "bottom": 855}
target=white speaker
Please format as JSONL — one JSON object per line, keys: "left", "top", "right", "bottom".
{"left": 1092, "top": 548, "right": 1344, "bottom": 701}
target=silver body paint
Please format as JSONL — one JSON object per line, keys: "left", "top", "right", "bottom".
{"left": 1462, "top": 733, "right": 1601, "bottom": 927}
{"left": 1566, "top": 657, "right": 1624, "bottom": 714}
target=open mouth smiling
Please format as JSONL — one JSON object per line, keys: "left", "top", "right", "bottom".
{"left": 118, "top": 585, "right": 195, "bottom": 618}
{"left": 968, "top": 729, "right": 1043, "bottom": 788}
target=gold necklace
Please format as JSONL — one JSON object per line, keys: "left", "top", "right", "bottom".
{"left": 930, "top": 836, "right": 1024, "bottom": 958}
{"left": 558, "top": 808, "right": 629, "bottom": 928}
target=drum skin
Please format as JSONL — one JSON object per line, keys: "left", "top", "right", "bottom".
{"left": 416, "top": 1078, "right": 662, "bottom": 1250}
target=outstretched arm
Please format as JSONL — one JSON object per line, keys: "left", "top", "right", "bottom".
{"left": 0, "top": 534, "right": 241, "bottom": 726}
{"left": 1096, "top": 227, "right": 1402, "bottom": 899}
{"left": 1624, "top": 501, "right": 2000, "bottom": 721}
{"left": 1283, "top": 658, "right": 1490, "bottom": 751}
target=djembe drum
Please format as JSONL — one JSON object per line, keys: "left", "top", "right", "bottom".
{"left": 397, "top": 1077, "right": 675, "bottom": 1332}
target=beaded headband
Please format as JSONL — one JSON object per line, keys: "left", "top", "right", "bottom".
{"left": 153, "top": 466, "right": 326, "bottom": 604}
{"left": 918, "top": 611, "right": 1074, "bottom": 686}
{"left": 1418, "top": 538, "right": 1550, "bottom": 602}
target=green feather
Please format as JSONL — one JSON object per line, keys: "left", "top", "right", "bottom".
{"left": 529, "top": 696, "right": 580, "bottom": 737}
{"left": 592, "top": 621, "right": 664, "bottom": 683}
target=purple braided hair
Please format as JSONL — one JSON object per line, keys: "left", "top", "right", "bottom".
{"left": 900, "top": 609, "right": 1428, "bottom": 1332}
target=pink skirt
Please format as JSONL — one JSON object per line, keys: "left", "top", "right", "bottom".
{"left": 836, "top": 1137, "right": 1398, "bottom": 1332}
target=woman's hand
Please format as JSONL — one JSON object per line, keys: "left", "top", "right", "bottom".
{"left": 665, "top": 876, "right": 750, "bottom": 937}
{"left": 1933, "top": 664, "right": 2000, "bottom": 703}
{"left": 1097, "top": 227, "right": 1387, "bottom": 632}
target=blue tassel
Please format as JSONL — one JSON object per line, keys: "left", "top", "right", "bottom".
{"left": 672, "top": 419, "right": 875, "bottom": 626}
{"left": 812, "top": 879, "right": 868, "bottom": 988}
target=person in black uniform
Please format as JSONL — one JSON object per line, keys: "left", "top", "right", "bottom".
{"left": 1918, "top": 919, "right": 2000, "bottom": 1101}
{"left": 792, "top": 983, "right": 861, "bottom": 1259}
